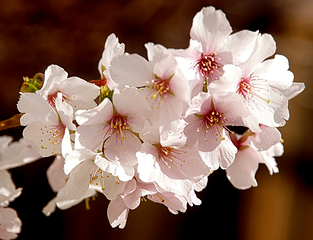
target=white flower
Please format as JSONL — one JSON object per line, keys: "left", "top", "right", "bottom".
{"left": 17, "top": 92, "right": 76, "bottom": 157}
{"left": 76, "top": 88, "right": 149, "bottom": 166}
{"left": 209, "top": 34, "right": 294, "bottom": 128}
{"left": 36, "top": 64, "right": 100, "bottom": 111}
{"left": 110, "top": 43, "right": 190, "bottom": 132}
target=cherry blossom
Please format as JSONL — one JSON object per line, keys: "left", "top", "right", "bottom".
{"left": 209, "top": 33, "right": 294, "bottom": 128}
{"left": 36, "top": 64, "right": 100, "bottom": 111}
{"left": 76, "top": 87, "right": 149, "bottom": 166}
{"left": 172, "top": 6, "right": 258, "bottom": 97}
{"left": 226, "top": 130, "right": 283, "bottom": 189}
{"left": 17, "top": 92, "right": 76, "bottom": 157}
{"left": 110, "top": 43, "right": 190, "bottom": 132}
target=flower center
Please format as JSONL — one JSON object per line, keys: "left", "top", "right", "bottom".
{"left": 103, "top": 115, "right": 129, "bottom": 142}
{"left": 236, "top": 77, "right": 270, "bottom": 104}
{"left": 204, "top": 110, "right": 224, "bottom": 127}
{"left": 195, "top": 53, "right": 223, "bottom": 80}
{"left": 47, "top": 91, "right": 67, "bottom": 108}
{"left": 196, "top": 107, "right": 230, "bottom": 141}
{"left": 156, "top": 144, "right": 186, "bottom": 169}
{"left": 144, "top": 77, "right": 171, "bottom": 109}
{"left": 40, "top": 123, "right": 66, "bottom": 155}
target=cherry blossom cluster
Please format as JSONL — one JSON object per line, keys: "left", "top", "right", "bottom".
{"left": 0, "top": 6, "right": 305, "bottom": 237}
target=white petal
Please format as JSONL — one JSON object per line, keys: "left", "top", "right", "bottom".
{"left": 110, "top": 53, "right": 154, "bottom": 86}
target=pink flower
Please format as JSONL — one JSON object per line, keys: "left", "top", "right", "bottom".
{"left": 36, "top": 65, "right": 100, "bottom": 111}
{"left": 110, "top": 43, "right": 190, "bottom": 132}
{"left": 172, "top": 7, "right": 258, "bottom": 96}
{"left": 75, "top": 88, "right": 149, "bottom": 166}
{"left": 184, "top": 92, "right": 250, "bottom": 152}
{"left": 17, "top": 92, "right": 76, "bottom": 157}
{"left": 107, "top": 178, "right": 201, "bottom": 229}
{"left": 226, "top": 130, "right": 283, "bottom": 189}
{"left": 209, "top": 33, "right": 295, "bottom": 128}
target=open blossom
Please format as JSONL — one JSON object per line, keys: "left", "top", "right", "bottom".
{"left": 110, "top": 43, "right": 190, "bottom": 132}
{"left": 76, "top": 87, "right": 149, "bottom": 166}
{"left": 107, "top": 177, "right": 201, "bottom": 229}
{"left": 226, "top": 130, "right": 283, "bottom": 189}
{"left": 209, "top": 33, "right": 294, "bottom": 128}
{"left": 42, "top": 155, "right": 99, "bottom": 217}
{"left": 137, "top": 124, "right": 210, "bottom": 196}
{"left": 184, "top": 92, "right": 251, "bottom": 151}
{"left": 172, "top": 6, "right": 258, "bottom": 96}
{"left": 17, "top": 92, "right": 76, "bottom": 157}
{"left": 36, "top": 64, "right": 100, "bottom": 111}
{"left": 62, "top": 148, "right": 131, "bottom": 201}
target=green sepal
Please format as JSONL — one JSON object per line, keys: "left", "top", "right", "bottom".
{"left": 99, "top": 85, "right": 114, "bottom": 103}
{"left": 20, "top": 73, "right": 44, "bottom": 93}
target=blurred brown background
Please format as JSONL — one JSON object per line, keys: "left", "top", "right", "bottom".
{"left": 0, "top": 0, "right": 312, "bottom": 239}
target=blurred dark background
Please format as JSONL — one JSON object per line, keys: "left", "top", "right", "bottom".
{"left": 0, "top": 0, "right": 312, "bottom": 239}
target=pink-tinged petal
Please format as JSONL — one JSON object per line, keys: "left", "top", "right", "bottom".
{"left": 0, "top": 207, "right": 21, "bottom": 240}
{"left": 104, "top": 130, "right": 141, "bottom": 166}
{"left": 17, "top": 93, "right": 59, "bottom": 123}
{"left": 254, "top": 55, "right": 294, "bottom": 91}
{"left": 170, "top": 146, "right": 211, "bottom": 181}
{"left": 56, "top": 187, "right": 96, "bottom": 210}
{"left": 199, "top": 133, "right": 237, "bottom": 170}
{"left": 280, "top": 82, "right": 305, "bottom": 100}
{"left": 113, "top": 88, "right": 149, "bottom": 132}
{"left": 110, "top": 53, "right": 154, "bottom": 86}
{"left": 197, "top": 125, "right": 223, "bottom": 152}
{"left": 148, "top": 191, "right": 187, "bottom": 214}
{"left": 240, "top": 34, "right": 276, "bottom": 77}
{"left": 98, "top": 33, "right": 125, "bottom": 73}
{"left": 47, "top": 155, "right": 67, "bottom": 192}
{"left": 58, "top": 76, "right": 100, "bottom": 110}
{"left": 0, "top": 138, "right": 41, "bottom": 170}
{"left": 154, "top": 170, "right": 193, "bottom": 197}
{"left": 75, "top": 98, "right": 113, "bottom": 125}
{"left": 64, "top": 148, "right": 97, "bottom": 175}
{"left": 252, "top": 125, "right": 281, "bottom": 151}
{"left": 191, "top": 6, "right": 232, "bottom": 53}
{"left": 208, "top": 64, "right": 242, "bottom": 94}
{"left": 62, "top": 160, "right": 94, "bottom": 199}
{"left": 42, "top": 197, "right": 57, "bottom": 217}
{"left": 107, "top": 196, "right": 129, "bottom": 229}
{"left": 184, "top": 115, "right": 202, "bottom": 148}
{"left": 76, "top": 124, "right": 106, "bottom": 151}
{"left": 224, "top": 30, "right": 258, "bottom": 65}
{"left": 213, "top": 92, "right": 251, "bottom": 123}
{"left": 94, "top": 155, "right": 134, "bottom": 182}
{"left": 152, "top": 52, "right": 178, "bottom": 80}
{"left": 0, "top": 170, "right": 22, "bottom": 207}
{"left": 169, "top": 72, "right": 190, "bottom": 104}
{"left": 226, "top": 147, "right": 260, "bottom": 189}
{"left": 121, "top": 179, "right": 141, "bottom": 210}
{"left": 37, "top": 64, "right": 68, "bottom": 99}
{"left": 23, "top": 120, "right": 63, "bottom": 157}
{"left": 260, "top": 142, "right": 283, "bottom": 175}
{"left": 55, "top": 93, "right": 75, "bottom": 130}
{"left": 137, "top": 143, "right": 158, "bottom": 183}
